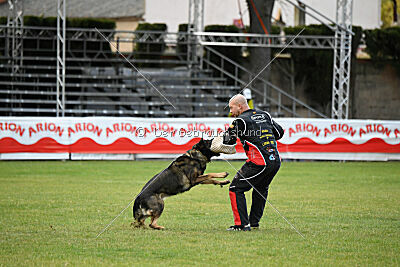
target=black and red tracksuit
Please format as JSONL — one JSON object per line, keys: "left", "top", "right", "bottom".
{"left": 225, "top": 109, "right": 284, "bottom": 227}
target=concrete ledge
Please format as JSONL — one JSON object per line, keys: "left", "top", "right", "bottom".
{"left": 280, "top": 152, "right": 400, "bottom": 161}
{"left": 70, "top": 153, "right": 135, "bottom": 160}
{"left": 1, "top": 152, "right": 399, "bottom": 161}
{"left": 0, "top": 153, "right": 69, "bottom": 160}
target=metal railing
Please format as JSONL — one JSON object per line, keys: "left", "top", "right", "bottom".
{"left": 202, "top": 46, "right": 327, "bottom": 118}
{"left": 196, "top": 31, "right": 335, "bottom": 49}
{"left": 0, "top": 26, "right": 336, "bottom": 53}
{"left": 0, "top": 25, "right": 191, "bottom": 65}
{"left": 0, "top": 25, "right": 330, "bottom": 118}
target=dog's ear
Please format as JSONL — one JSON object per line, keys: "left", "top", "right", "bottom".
{"left": 192, "top": 138, "right": 204, "bottom": 150}
{"left": 198, "top": 138, "right": 206, "bottom": 147}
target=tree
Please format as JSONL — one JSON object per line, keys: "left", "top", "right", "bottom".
{"left": 393, "top": 0, "right": 399, "bottom": 24}
{"left": 382, "top": 0, "right": 400, "bottom": 27}
{"left": 243, "top": 0, "right": 275, "bottom": 106}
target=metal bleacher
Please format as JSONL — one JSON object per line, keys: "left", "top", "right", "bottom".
{"left": 0, "top": 25, "right": 327, "bottom": 118}
{"left": 0, "top": 26, "right": 241, "bottom": 117}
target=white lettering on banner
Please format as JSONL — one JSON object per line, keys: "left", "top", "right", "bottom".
{"left": 187, "top": 123, "right": 211, "bottom": 132}
{"left": 151, "top": 123, "right": 177, "bottom": 135}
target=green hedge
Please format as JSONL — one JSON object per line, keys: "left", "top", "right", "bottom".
{"left": 244, "top": 24, "right": 281, "bottom": 34}
{"left": 270, "top": 25, "right": 281, "bottom": 34}
{"left": 364, "top": 26, "right": 400, "bottom": 61}
{"left": 134, "top": 23, "right": 167, "bottom": 67}
{"left": 0, "top": 16, "right": 116, "bottom": 29}
{"left": 284, "top": 24, "right": 333, "bottom": 36}
{"left": 177, "top": 23, "right": 189, "bottom": 56}
{"left": 178, "top": 24, "right": 189, "bottom": 32}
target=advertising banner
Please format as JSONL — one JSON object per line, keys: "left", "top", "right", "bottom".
{"left": 1, "top": 117, "right": 399, "bottom": 160}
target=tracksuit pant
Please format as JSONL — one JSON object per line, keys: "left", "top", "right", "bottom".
{"left": 229, "top": 152, "right": 281, "bottom": 227}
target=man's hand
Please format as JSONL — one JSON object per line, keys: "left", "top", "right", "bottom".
{"left": 223, "top": 131, "right": 237, "bottom": 145}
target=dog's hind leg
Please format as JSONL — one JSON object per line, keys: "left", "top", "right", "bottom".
{"left": 131, "top": 216, "right": 147, "bottom": 228}
{"left": 149, "top": 215, "right": 164, "bottom": 230}
{"left": 138, "top": 217, "right": 147, "bottom": 227}
{"left": 147, "top": 195, "right": 165, "bottom": 230}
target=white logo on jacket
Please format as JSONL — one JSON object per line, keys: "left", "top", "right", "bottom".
{"left": 250, "top": 114, "right": 267, "bottom": 123}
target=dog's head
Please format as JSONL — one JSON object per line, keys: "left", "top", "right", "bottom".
{"left": 192, "top": 138, "right": 220, "bottom": 161}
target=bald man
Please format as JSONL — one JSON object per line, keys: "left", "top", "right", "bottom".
{"left": 224, "top": 94, "right": 284, "bottom": 231}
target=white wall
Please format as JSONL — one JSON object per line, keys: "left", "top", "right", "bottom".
{"left": 352, "top": 0, "right": 381, "bottom": 28}
{"left": 144, "top": 0, "right": 250, "bottom": 32}
{"left": 144, "top": 0, "right": 189, "bottom": 32}
{"left": 274, "top": 0, "right": 381, "bottom": 29}
{"left": 144, "top": 0, "right": 381, "bottom": 32}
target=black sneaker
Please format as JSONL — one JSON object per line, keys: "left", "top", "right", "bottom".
{"left": 226, "top": 225, "right": 251, "bottom": 231}
{"left": 250, "top": 224, "right": 259, "bottom": 230}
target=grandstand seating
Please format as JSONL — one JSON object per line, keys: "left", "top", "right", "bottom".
{"left": 0, "top": 24, "right": 247, "bottom": 117}
{"left": 0, "top": 26, "right": 324, "bottom": 118}
{"left": 3, "top": 52, "right": 242, "bottom": 115}
{"left": 0, "top": 58, "right": 240, "bottom": 117}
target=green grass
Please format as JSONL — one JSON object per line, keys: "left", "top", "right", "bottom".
{"left": 0, "top": 160, "right": 399, "bottom": 266}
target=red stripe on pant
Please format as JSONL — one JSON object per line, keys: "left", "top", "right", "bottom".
{"left": 229, "top": 191, "right": 241, "bottom": 225}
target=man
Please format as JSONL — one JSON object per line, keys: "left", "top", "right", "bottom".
{"left": 224, "top": 94, "right": 284, "bottom": 231}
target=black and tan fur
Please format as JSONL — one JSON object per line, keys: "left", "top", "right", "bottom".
{"left": 132, "top": 139, "right": 229, "bottom": 230}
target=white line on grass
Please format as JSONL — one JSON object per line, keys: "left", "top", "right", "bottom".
{"left": 95, "top": 198, "right": 135, "bottom": 239}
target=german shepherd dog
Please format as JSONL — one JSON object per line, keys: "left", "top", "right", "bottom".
{"left": 132, "top": 138, "right": 230, "bottom": 230}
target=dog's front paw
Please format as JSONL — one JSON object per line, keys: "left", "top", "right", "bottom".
{"left": 131, "top": 221, "right": 145, "bottom": 228}
{"left": 223, "top": 172, "right": 229, "bottom": 178}
{"left": 220, "top": 180, "right": 230, "bottom": 187}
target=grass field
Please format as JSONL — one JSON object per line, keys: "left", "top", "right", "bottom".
{"left": 0, "top": 160, "right": 399, "bottom": 266}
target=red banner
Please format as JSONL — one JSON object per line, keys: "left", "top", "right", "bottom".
{"left": 1, "top": 117, "right": 399, "bottom": 159}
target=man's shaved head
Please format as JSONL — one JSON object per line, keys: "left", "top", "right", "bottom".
{"left": 228, "top": 94, "right": 250, "bottom": 117}
{"left": 229, "top": 94, "right": 248, "bottom": 106}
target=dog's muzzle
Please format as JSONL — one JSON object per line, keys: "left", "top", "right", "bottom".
{"left": 210, "top": 134, "right": 237, "bottom": 154}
